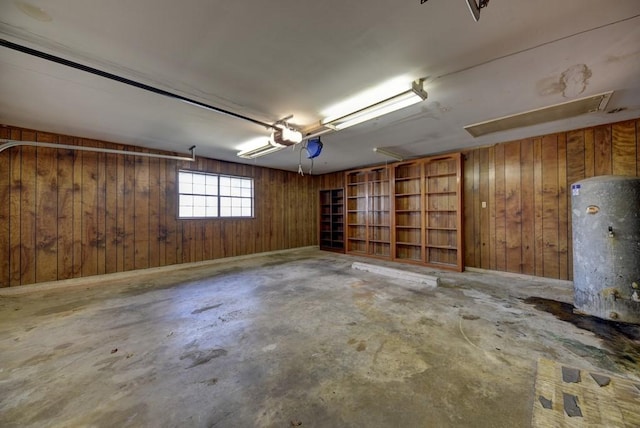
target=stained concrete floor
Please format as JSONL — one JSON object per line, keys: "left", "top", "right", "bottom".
{"left": 1, "top": 248, "right": 639, "bottom": 427}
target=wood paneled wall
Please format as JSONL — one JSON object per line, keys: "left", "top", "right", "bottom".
{"left": 0, "top": 125, "right": 323, "bottom": 287}
{"left": 463, "top": 118, "right": 639, "bottom": 280}
{"left": 4, "top": 117, "right": 637, "bottom": 286}
{"left": 317, "top": 172, "right": 344, "bottom": 191}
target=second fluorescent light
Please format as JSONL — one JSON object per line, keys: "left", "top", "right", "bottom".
{"left": 322, "top": 79, "right": 428, "bottom": 130}
{"left": 237, "top": 141, "right": 283, "bottom": 159}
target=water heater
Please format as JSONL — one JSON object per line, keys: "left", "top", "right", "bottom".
{"left": 571, "top": 175, "right": 640, "bottom": 324}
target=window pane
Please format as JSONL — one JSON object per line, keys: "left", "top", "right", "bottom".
{"left": 193, "top": 206, "right": 206, "bottom": 217}
{"left": 179, "top": 206, "right": 193, "bottom": 217}
{"left": 231, "top": 206, "right": 242, "bottom": 217}
{"left": 179, "top": 172, "right": 193, "bottom": 184}
{"left": 206, "top": 184, "right": 218, "bottom": 195}
{"left": 193, "top": 174, "right": 206, "bottom": 185}
{"left": 220, "top": 206, "right": 231, "bottom": 217}
{"left": 206, "top": 205, "right": 218, "bottom": 217}
{"left": 241, "top": 198, "right": 252, "bottom": 209}
{"left": 219, "top": 176, "right": 231, "bottom": 195}
{"left": 206, "top": 175, "right": 218, "bottom": 187}
{"left": 179, "top": 182, "right": 192, "bottom": 194}
{"left": 193, "top": 183, "right": 206, "bottom": 194}
{"left": 241, "top": 187, "right": 252, "bottom": 197}
{"left": 180, "top": 195, "right": 193, "bottom": 206}
{"left": 241, "top": 207, "right": 252, "bottom": 217}
{"left": 194, "top": 195, "right": 206, "bottom": 207}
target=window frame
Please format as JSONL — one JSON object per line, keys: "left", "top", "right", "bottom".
{"left": 177, "top": 169, "right": 254, "bottom": 219}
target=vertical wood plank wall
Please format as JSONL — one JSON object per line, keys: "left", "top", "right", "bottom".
{"left": 464, "top": 118, "right": 639, "bottom": 280}
{"left": 2, "top": 118, "right": 637, "bottom": 286}
{"left": 0, "top": 125, "right": 324, "bottom": 287}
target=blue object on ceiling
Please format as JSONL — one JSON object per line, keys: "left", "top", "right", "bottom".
{"left": 306, "top": 137, "right": 323, "bottom": 159}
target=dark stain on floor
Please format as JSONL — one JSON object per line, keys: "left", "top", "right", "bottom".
{"left": 180, "top": 348, "right": 228, "bottom": 368}
{"left": 523, "top": 296, "right": 640, "bottom": 371}
{"left": 191, "top": 303, "right": 223, "bottom": 314}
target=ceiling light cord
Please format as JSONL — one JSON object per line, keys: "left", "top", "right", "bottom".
{"left": 298, "top": 143, "right": 305, "bottom": 176}
{"left": 0, "top": 38, "right": 278, "bottom": 131}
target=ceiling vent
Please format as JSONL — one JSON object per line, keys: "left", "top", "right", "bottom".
{"left": 464, "top": 91, "right": 613, "bottom": 138}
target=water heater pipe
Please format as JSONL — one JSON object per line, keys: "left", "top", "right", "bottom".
{"left": 0, "top": 139, "right": 196, "bottom": 162}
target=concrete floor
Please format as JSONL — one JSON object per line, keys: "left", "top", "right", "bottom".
{"left": 1, "top": 248, "right": 639, "bottom": 427}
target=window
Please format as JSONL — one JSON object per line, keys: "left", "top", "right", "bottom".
{"left": 178, "top": 170, "right": 253, "bottom": 218}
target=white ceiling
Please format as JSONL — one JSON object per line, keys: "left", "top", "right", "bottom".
{"left": 1, "top": 0, "right": 639, "bottom": 174}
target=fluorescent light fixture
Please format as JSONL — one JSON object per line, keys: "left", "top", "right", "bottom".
{"left": 322, "top": 79, "right": 428, "bottom": 130}
{"left": 464, "top": 91, "right": 613, "bottom": 138}
{"left": 373, "top": 147, "right": 404, "bottom": 161}
{"left": 237, "top": 140, "right": 283, "bottom": 159}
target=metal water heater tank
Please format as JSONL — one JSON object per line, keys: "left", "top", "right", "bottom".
{"left": 571, "top": 175, "right": 640, "bottom": 324}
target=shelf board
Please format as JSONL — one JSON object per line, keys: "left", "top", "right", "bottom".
{"left": 396, "top": 209, "right": 420, "bottom": 213}
{"left": 426, "top": 244, "right": 457, "bottom": 250}
{"left": 426, "top": 260, "right": 457, "bottom": 267}
{"left": 426, "top": 191, "right": 456, "bottom": 195}
{"left": 394, "top": 176, "right": 421, "bottom": 181}
{"left": 396, "top": 225, "right": 421, "bottom": 229}
{"left": 369, "top": 240, "right": 390, "bottom": 244}
{"left": 348, "top": 223, "right": 366, "bottom": 226}
{"left": 395, "top": 257, "right": 423, "bottom": 262}
{"left": 425, "top": 209, "right": 457, "bottom": 212}
{"left": 427, "top": 227, "right": 457, "bottom": 231}
{"left": 348, "top": 238, "right": 366, "bottom": 242}
{"left": 395, "top": 192, "right": 421, "bottom": 196}
{"left": 396, "top": 241, "right": 421, "bottom": 246}
{"left": 426, "top": 172, "right": 456, "bottom": 178}
{"left": 369, "top": 224, "right": 390, "bottom": 228}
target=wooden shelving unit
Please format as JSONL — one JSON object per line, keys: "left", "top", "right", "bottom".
{"left": 319, "top": 188, "right": 344, "bottom": 253}
{"left": 393, "top": 161, "right": 423, "bottom": 263}
{"left": 423, "top": 154, "right": 463, "bottom": 271}
{"left": 367, "top": 167, "right": 391, "bottom": 258}
{"left": 346, "top": 170, "right": 367, "bottom": 254}
{"left": 342, "top": 153, "right": 463, "bottom": 271}
{"left": 345, "top": 167, "right": 391, "bottom": 258}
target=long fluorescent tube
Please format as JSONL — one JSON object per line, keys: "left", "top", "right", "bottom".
{"left": 322, "top": 79, "right": 428, "bottom": 130}
{"left": 373, "top": 147, "right": 404, "bottom": 161}
{"left": 237, "top": 142, "right": 283, "bottom": 159}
